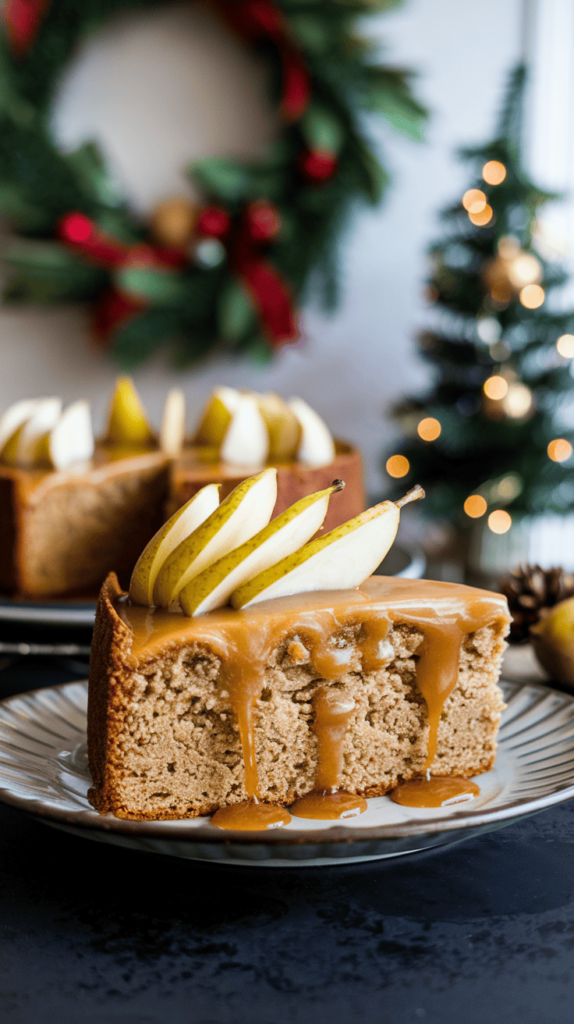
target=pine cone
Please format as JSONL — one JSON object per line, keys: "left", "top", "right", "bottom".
{"left": 500, "top": 565, "right": 574, "bottom": 643}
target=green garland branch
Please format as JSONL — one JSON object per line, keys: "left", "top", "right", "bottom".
{"left": 0, "top": 0, "right": 427, "bottom": 367}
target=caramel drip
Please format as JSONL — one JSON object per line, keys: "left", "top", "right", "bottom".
{"left": 390, "top": 776, "right": 480, "bottom": 808}
{"left": 290, "top": 686, "right": 368, "bottom": 821}
{"left": 290, "top": 791, "right": 368, "bottom": 820}
{"left": 211, "top": 801, "right": 291, "bottom": 831}
{"left": 119, "top": 576, "right": 508, "bottom": 823}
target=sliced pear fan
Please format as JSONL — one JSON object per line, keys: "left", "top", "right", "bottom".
{"left": 129, "top": 483, "right": 221, "bottom": 606}
{"left": 179, "top": 480, "right": 344, "bottom": 616}
{"left": 14, "top": 398, "right": 62, "bottom": 466}
{"left": 106, "top": 377, "right": 153, "bottom": 446}
{"left": 289, "top": 397, "right": 335, "bottom": 467}
{"left": 231, "top": 486, "right": 425, "bottom": 609}
{"left": 195, "top": 386, "right": 240, "bottom": 445}
{"left": 0, "top": 400, "right": 41, "bottom": 458}
{"left": 220, "top": 393, "right": 269, "bottom": 466}
{"left": 160, "top": 388, "right": 186, "bottom": 455}
{"left": 153, "top": 467, "right": 278, "bottom": 608}
{"left": 258, "top": 393, "right": 301, "bottom": 461}
{"left": 47, "top": 400, "right": 95, "bottom": 469}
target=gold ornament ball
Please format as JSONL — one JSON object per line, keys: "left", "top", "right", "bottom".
{"left": 151, "top": 197, "right": 198, "bottom": 248}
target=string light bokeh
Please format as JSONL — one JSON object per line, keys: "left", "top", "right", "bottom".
{"left": 386, "top": 454, "right": 410, "bottom": 478}
{"left": 482, "top": 160, "right": 506, "bottom": 185}
{"left": 417, "top": 417, "right": 441, "bottom": 441}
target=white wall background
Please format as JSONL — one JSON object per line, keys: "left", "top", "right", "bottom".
{"left": 0, "top": 0, "right": 526, "bottom": 492}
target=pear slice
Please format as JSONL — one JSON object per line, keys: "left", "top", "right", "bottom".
{"left": 154, "top": 467, "right": 278, "bottom": 608}
{"left": 129, "top": 483, "right": 220, "bottom": 606}
{"left": 258, "top": 392, "right": 301, "bottom": 461}
{"left": 231, "top": 485, "right": 425, "bottom": 609}
{"left": 220, "top": 393, "right": 269, "bottom": 466}
{"left": 289, "top": 397, "right": 336, "bottom": 466}
{"left": 0, "top": 400, "right": 41, "bottom": 458}
{"left": 106, "top": 377, "right": 154, "bottom": 446}
{"left": 13, "top": 398, "right": 62, "bottom": 466}
{"left": 195, "top": 386, "right": 240, "bottom": 445}
{"left": 46, "top": 400, "right": 95, "bottom": 470}
{"left": 160, "top": 388, "right": 186, "bottom": 455}
{"left": 179, "top": 480, "right": 344, "bottom": 616}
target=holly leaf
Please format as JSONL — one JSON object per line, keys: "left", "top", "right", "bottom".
{"left": 364, "top": 68, "right": 428, "bottom": 142}
{"left": 115, "top": 266, "right": 188, "bottom": 305}
{"left": 65, "top": 141, "right": 126, "bottom": 209}
{"left": 189, "top": 157, "right": 252, "bottom": 202}
{"left": 218, "top": 280, "right": 256, "bottom": 341}
{"left": 301, "top": 104, "right": 346, "bottom": 154}
{"left": 3, "top": 240, "right": 104, "bottom": 300}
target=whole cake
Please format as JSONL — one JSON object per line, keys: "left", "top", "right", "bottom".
{"left": 87, "top": 472, "right": 510, "bottom": 826}
{"left": 0, "top": 383, "right": 363, "bottom": 598}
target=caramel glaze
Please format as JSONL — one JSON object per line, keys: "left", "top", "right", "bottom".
{"left": 119, "top": 577, "right": 509, "bottom": 830}
{"left": 390, "top": 776, "right": 480, "bottom": 808}
{"left": 290, "top": 687, "right": 368, "bottom": 820}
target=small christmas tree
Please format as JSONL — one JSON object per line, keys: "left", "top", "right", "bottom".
{"left": 388, "top": 65, "right": 574, "bottom": 537}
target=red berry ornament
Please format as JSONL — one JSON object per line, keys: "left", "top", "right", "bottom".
{"left": 196, "top": 206, "right": 232, "bottom": 239}
{"left": 245, "top": 200, "right": 282, "bottom": 243}
{"left": 299, "top": 149, "right": 338, "bottom": 183}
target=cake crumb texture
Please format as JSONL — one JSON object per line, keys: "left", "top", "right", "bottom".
{"left": 88, "top": 576, "right": 507, "bottom": 820}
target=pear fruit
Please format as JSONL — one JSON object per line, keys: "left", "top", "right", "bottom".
{"left": 531, "top": 597, "right": 574, "bottom": 688}
{"left": 258, "top": 392, "right": 301, "bottom": 461}
{"left": 195, "top": 386, "right": 240, "bottom": 446}
{"left": 220, "top": 393, "right": 269, "bottom": 466}
{"left": 154, "top": 467, "right": 277, "bottom": 608}
{"left": 106, "top": 377, "right": 154, "bottom": 446}
{"left": 129, "top": 483, "right": 220, "bottom": 606}
{"left": 179, "top": 480, "right": 344, "bottom": 616}
{"left": 231, "top": 485, "right": 425, "bottom": 609}
{"left": 13, "top": 398, "right": 62, "bottom": 466}
{"left": 0, "top": 400, "right": 41, "bottom": 459}
{"left": 45, "top": 400, "right": 94, "bottom": 470}
{"left": 289, "top": 397, "right": 336, "bottom": 466}
{"left": 160, "top": 388, "right": 186, "bottom": 455}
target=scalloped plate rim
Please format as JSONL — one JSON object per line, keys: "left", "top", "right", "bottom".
{"left": 0, "top": 678, "right": 573, "bottom": 852}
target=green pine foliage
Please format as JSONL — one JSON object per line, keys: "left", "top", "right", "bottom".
{"left": 389, "top": 65, "right": 574, "bottom": 523}
{"left": 0, "top": 0, "right": 427, "bottom": 367}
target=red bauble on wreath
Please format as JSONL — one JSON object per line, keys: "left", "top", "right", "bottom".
{"left": 0, "top": 0, "right": 427, "bottom": 366}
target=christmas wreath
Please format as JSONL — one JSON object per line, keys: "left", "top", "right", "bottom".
{"left": 0, "top": 0, "right": 426, "bottom": 366}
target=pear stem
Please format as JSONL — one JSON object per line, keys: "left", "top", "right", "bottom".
{"left": 395, "top": 484, "right": 425, "bottom": 509}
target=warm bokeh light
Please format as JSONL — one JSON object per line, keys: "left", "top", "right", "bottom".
{"left": 557, "top": 334, "right": 574, "bottom": 358}
{"left": 464, "top": 495, "right": 488, "bottom": 518}
{"left": 462, "top": 189, "right": 487, "bottom": 213}
{"left": 482, "top": 160, "right": 507, "bottom": 185}
{"left": 519, "top": 284, "right": 545, "bottom": 309}
{"left": 417, "top": 417, "right": 441, "bottom": 441}
{"left": 469, "top": 204, "right": 493, "bottom": 227}
{"left": 508, "top": 254, "right": 541, "bottom": 287}
{"left": 483, "top": 375, "right": 509, "bottom": 400}
{"left": 548, "top": 438, "right": 573, "bottom": 463}
{"left": 488, "top": 510, "right": 512, "bottom": 534}
{"left": 386, "top": 454, "right": 410, "bottom": 478}
{"left": 502, "top": 383, "right": 533, "bottom": 419}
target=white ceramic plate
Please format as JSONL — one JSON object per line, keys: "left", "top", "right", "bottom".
{"left": 0, "top": 595, "right": 96, "bottom": 627}
{"left": 1, "top": 677, "right": 573, "bottom": 866}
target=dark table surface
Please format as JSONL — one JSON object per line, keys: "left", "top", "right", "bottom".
{"left": 2, "top": 655, "right": 574, "bottom": 1024}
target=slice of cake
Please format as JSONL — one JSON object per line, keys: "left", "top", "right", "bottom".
{"left": 169, "top": 388, "right": 364, "bottom": 531}
{"left": 87, "top": 474, "right": 510, "bottom": 823}
{"left": 0, "top": 383, "right": 364, "bottom": 599}
{"left": 0, "top": 382, "right": 170, "bottom": 597}
{"left": 88, "top": 574, "right": 509, "bottom": 820}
